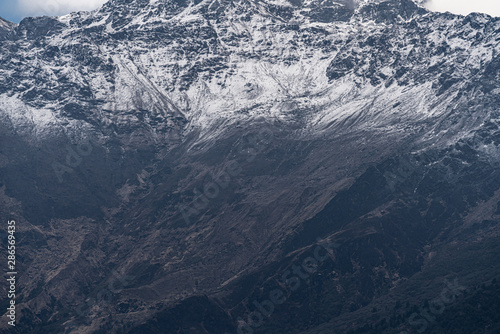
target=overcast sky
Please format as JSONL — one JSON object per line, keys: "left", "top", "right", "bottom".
{"left": 425, "top": 0, "right": 500, "bottom": 17}
{"left": 0, "top": 0, "right": 107, "bottom": 22}
{"left": 0, "top": 0, "right": 499, "bottom": 23}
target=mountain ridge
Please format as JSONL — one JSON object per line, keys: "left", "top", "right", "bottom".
{"left": 1, "top": 0, "right": 500, "bottom": 332}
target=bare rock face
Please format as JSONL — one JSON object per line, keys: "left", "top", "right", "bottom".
{"left": 1, "top": 0, "right": 500, "bottom": 333}
{"left": 0, "top": 17, "right": 16, "bottom": 39}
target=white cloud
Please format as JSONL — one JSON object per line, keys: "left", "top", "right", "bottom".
{"left": 425, "top": 0, "right": 500, "bottom": 17}
{"left": 9, "top": 0, "right": 500, "bottom": 21}
{"left": 17, "top": 0, "right": 108, "bottom": 18}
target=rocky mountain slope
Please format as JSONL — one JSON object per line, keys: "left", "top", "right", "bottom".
{"left": 0, "top": 0, "right": 500, "bottom": 332}
{"left": 0, "top": 17, "right": 15, "bottom": 38}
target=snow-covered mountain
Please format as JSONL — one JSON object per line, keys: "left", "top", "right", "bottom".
{"left": 2, "top": 0, "right": 498, "bottom": 146}
{"left": 0, "top": 17, "right": 16, "bottom": 38}
{"left": 1, "top": 0, "right": 500, "bottom": 333}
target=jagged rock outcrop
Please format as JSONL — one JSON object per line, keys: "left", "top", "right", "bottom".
{"left": 0, "top": 0, "right": 500, "bottom": 332}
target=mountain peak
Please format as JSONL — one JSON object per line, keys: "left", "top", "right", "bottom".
{"left": 0, "top": 16, "right": 15, "bottom": 28}
{"left": 1, "top": 0, "right": 500, "bottom": 332}
{"left": 0, "top": 16, "right": 16, "bottom": 39}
